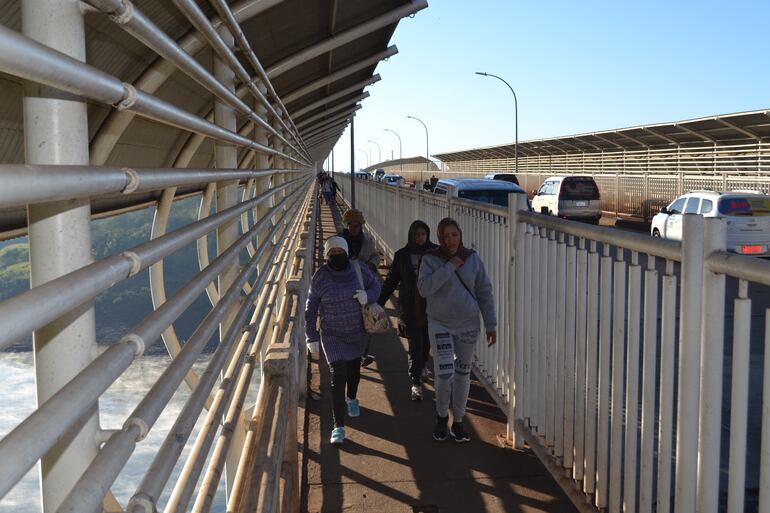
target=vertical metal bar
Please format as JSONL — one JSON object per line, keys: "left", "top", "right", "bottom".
{"left": 574, "top": 237, "right": 587, "bottom": 481}
{"left": 530, "top": 226, "right": 541, "bottom": 430}
{"left": 508, "top": 194, "right": 521, "bottom": 444}
{"left": 727, "top": 280, "right": 750, "bottom": 513}
{"left": 350, "top": 116, "right": 355, "bottom": 208}
{"left": 696, "top": 218, "right": 727, "bottom": 513}
{"left": 555, "top": 232, "right": 567, "bottom": 459}
{"left": 675, "top": 214, "right": 705, "bottom": 513}
{"left": 545, "top": 229, "right": 557, "bottom": 448}
{"left": 564, "top": 235, "right": 577, "bottom": 469}
{"left": 584, "top": 240, "right": 599, "bottom": 495}
{"left": 639, "top": 256, "right": 659, "bottom": 513}
{"left": 214, "top": 32, "right": 243, "bottom": 499}
{"left": 22, "top": 1, "right": 99, "bottom": 510}
{"left": 624, "top": 251, "right": 642, "bottom": 513}
{"left": 610, "top": 250, "right": 626, "bottom": 513}
{"left": 759, "top": 312, "right": 770, "bottom": 513}
{"left": 523, "top": 226, "right": 533, "bottom": 424}
{"left": 538, "top": 227, "right": 548, "bottom": 434}
{"left": 657, "top": 262, "right": 677, "bottom": 513}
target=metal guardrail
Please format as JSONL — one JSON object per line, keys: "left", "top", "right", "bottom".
{"left": 431, "top": 141, "right": 770, "bottom": 221}
{"left": 338, "top": 177, "right": 770, "bottom": 513}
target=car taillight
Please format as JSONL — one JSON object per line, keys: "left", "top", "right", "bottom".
{"left": 741, "top": 245, "right": 764, "bottom": 254}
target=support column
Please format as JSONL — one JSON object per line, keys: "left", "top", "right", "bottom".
{"left": 22, "top": 1, "right": 99, "bottom": 511}
{"left": 213, "top": 31, "right": 241, "bottom": 500}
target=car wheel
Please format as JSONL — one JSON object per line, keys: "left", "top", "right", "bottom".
{"left": 652, "top": 228, "right": 661, "bottom": 237}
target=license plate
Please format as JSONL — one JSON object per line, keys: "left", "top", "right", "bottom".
{"left": 740, "top": 244, "right": 766, "bottom": 254}
{"left": 575, "top": 201, "right": 587, "bottom": 207}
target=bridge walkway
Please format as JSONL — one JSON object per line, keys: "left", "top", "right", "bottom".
{"left": 298, "top": 197, "right": 577, "bottom": 513}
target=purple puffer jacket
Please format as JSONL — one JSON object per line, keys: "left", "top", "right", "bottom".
{"left": 305, "top": 262, "right": 380, "bottom": 364}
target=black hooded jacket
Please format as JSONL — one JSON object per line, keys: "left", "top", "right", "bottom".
{"left": 377, "top": 220, "right": 438, "bottom": 329}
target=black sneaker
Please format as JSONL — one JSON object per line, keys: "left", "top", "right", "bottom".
{"left": 433, "top": 415, "right": 448, "bottom": 441}
{"left": 450, "top": 422, "right": 470, "bottom": 443}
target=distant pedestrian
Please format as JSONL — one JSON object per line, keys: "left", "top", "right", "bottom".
{"left": 305, "top": 236, "right": 381, "bottom": 445}
{"left": 321, "top": 176, "right": 334, "bottom": 205}
{"left": 377, "top": 220, "right": 438, "bottom": 401}
{"left": 417, "top": 217, "right": 496, "bottom": 443}
{"left": 429, "top": 174, "right": 438, "bottom": 190}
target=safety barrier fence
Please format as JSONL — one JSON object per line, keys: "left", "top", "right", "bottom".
{"left": 338, "top": 177, "right": 770, "bottom": 513}
{"left": 433, "top": 142, "right": 770, "bottom": 221}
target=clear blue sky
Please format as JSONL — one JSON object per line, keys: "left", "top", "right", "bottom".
{"left": 327, "top": 0, "right": 770, "bottom": 171}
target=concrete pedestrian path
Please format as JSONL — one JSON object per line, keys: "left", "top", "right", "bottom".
{"left": 299, "top": 197, "right": 578, "bottom": 513}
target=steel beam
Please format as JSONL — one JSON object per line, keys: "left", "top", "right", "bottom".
{"left": 296, "top": 94, "right": 368, "bottom": 129}
{"left": 291, "top": 75, "right": 380, "bottom": 118}
{"left": 282, "top": 46, "right": 397, "bottom": 105}
{"left": 266, "top": 0, "right": 425, "bottom": 78}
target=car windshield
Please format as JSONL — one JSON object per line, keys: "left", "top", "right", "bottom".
{"left": 718, "top": 196, "right": 770, "bottom": 216}
{"left": 458, "top": 189, "right": 520, "bottom": 207}
{"left": 560, "top": 178, "right": 600, "bottom": 200}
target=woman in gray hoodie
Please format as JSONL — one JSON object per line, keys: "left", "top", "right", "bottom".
{"left": 417, "top": 217, "right": 496, "bottom": 442}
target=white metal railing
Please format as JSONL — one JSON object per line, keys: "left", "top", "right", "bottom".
{"left": 433, "top": 142, "right": 770, "bottom": 221}
{"left": 339, "top": 177, "right": 770, "bottom": 513}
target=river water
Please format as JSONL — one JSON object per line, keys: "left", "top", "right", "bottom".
{"left": 0, "top": 351, "right": 260, "bottom": 513}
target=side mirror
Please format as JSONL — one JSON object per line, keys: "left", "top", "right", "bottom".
{"left": 531, "top": 189, "right": 538, "bottom": 196}
{"left": 660, "top": 206, "right": 669, "bottom": 214}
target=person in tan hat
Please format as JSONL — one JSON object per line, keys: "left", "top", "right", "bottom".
{"left": 338, "top": 208, "right": 381, "bottom": 367}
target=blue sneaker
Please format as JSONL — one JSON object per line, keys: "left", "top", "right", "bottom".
{"left": 330, "top": 426, "right": 345, "bottom": 444}
{"left": 346, "top": 398, "right": 360, "bottom": 417}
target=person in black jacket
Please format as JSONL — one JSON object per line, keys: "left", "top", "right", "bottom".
{"left": 377, "top": 220, "right": 438, "bottom": 401}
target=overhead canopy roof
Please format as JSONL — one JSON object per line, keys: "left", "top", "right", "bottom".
{"left": 434, "top": 109, "right": 770, "bottom": 161}
{"left": 0, "top": 0, "right": 427, "bottom": 167}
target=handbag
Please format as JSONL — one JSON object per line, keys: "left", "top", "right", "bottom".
{"left": 352, "top": 261, "right": 391, "bottom": 334}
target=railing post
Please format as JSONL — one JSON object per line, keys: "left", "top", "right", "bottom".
{"left": 509, "top": 193, "right": 527, "bottom": 449}
{"left": 674, "top": 214, "right": 705, "bottom": 513}
{"left": 22, "top": 1, "right": 100, "bottom": 510}
{"left": 214, "top": 30, "right": 243, "bottom": 500}
{"left": 696, "top": 217, "right": 726, "bottom": 513}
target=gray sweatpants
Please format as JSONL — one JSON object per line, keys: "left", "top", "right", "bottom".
{"left": 428, "top": 321, "right": 479, "bottom": 421}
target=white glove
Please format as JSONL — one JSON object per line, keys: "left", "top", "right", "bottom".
{"left": 307, "top": 340, "right": 320, "bottom": 354}
{"left": 353, "top": 289, "right": 368, "bottom": 305}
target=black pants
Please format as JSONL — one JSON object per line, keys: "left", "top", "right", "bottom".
{"left": 330, "top": 358, "right": 361, "bottom": 428}
{"left": 407, "top": 324, "right": 431, "bottom": 385}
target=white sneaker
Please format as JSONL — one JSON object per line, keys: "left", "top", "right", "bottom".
{"left": 410, "top": 384, "right": 423, "bottom": 402}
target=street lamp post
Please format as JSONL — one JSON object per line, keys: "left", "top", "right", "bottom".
{"left": 406, "top": 115, "right": 429, "bottom": 186}
{"left": 367, "top": 139, "right": 381, "bottom": 166}
{"left": 384, "top": 128, "right": 402, "bottom": 175}
{"left": 475, "top": 72, "right": 518, "bottom": 177}
{"left": 357, "top": 148, "right": 370, "bottom": 170}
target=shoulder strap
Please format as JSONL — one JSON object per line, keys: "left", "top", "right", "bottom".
{"left": 454, "top": 270, "right": 476, "bottom": 301}
{"left": 352, "top": 260, "right": 365, "bottom": 288}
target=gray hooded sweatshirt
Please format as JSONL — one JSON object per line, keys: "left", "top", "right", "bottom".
{"left": 417, "top": 252, "right": 497, "bottom": 332}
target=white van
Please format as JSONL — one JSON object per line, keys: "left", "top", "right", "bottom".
{"left": 531, "top": 176, "right": 602, "bottom": 224}
{"left": 433, "top": 178, "right": 527, "bottom": 208}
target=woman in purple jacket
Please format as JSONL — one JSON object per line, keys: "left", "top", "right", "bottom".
{"left": 305, "top": 236, "right": 381, "bottom": 444}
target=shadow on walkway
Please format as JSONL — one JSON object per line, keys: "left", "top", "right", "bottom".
{"left": 300, "top": 196, "right": 577, "bottom": 513}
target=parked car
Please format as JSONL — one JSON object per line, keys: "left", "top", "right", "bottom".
{"left": 651, "top": 190, "right": 770, "bottom": 255}
{"left": 433, "top": 178, "right": 527, "bottom": 208}
{"left": 354, "top": 171, "right": 371, "bottom": 180}
{"left": 381, "top": 174, "right": 405, "bottom": 187}
{"left": 373, "top": 168, "right": 385, "bottom": 181}
{"left": 484, "top": 173, "right": 519, "bottom": 185}
{"left": 531, "top": 176, "right": 602, "bottom": 224}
